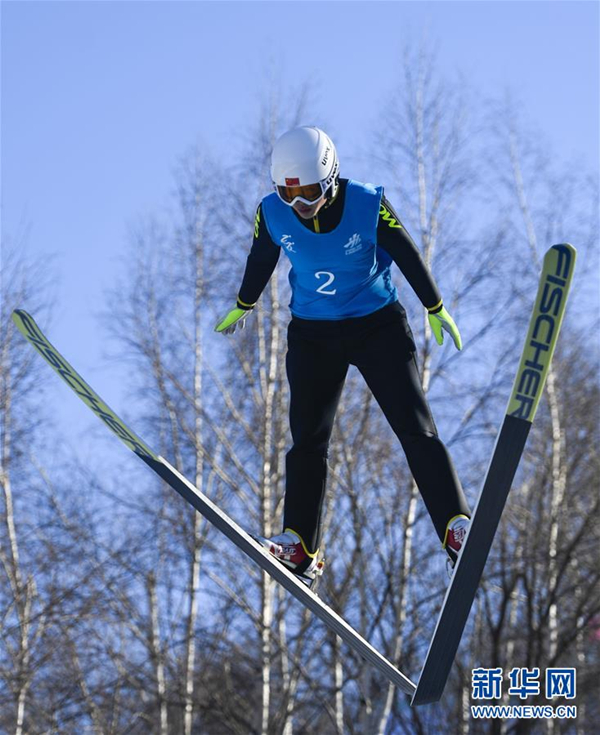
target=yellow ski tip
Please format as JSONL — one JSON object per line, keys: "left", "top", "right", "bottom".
{"left": 507, "top": 244, "right": 576, "bottom": 423}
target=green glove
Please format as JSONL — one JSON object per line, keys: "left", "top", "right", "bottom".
{"left": 215, "top": 307, "right": 250, "bottom": 335}
{"left": 428, "top": 305, "right": 462, "bottom": 350}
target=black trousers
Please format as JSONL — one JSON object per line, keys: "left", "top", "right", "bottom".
{"left": 283, "top": 301, "right": 471, "bottom": 553}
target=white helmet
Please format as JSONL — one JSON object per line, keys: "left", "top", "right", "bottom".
{"left": 271, "top": 126, "right": 340, "bottom": 206}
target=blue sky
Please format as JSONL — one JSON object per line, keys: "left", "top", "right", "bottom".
{"left": 2, "top": 1, "right": 599, "bottom": 459}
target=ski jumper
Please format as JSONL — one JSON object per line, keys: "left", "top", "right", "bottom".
{"left": 239, "top": 179, "right": 470, "bottom": 553}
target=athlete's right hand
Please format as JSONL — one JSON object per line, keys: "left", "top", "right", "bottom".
{"left": 214, "top": 307, "right": 250, "bottom": 335}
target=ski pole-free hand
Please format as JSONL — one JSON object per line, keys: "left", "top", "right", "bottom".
{"left": 214, "top": 307, "right": 251, "bottom": 335}
{"left": 428, "top": 305, "right": 462, "bottom": 350}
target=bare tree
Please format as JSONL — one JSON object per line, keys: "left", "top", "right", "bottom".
{"left": 0, "top": 245, "right": 54, "bottom": 734}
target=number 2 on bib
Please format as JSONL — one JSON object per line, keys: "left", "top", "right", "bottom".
{"left": 315, "top": 271, "right": 337, "bottom": 295}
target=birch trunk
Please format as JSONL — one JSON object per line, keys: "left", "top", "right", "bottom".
{"left": 1, "top": 329, "right": 33, "bottom": 735}
{"left": 545, "top": 370, "right": 566, "bottom": 662}
{"left": 258, "top": 275, "right": 281, "bottom": 734}
{"left": 183, "top": 204, "right": 206, "bottom": 735}
{"left": 333, "top": 633, "right": 344, "bottom": 735}
{"left": 375, "top": 57, "right": 440, "bottom": 732}
{"left": 148, "top": 572, "right": 168, "bottom": 735}
{"left": 278, "top": 587, "right": 293, "bottom": 735}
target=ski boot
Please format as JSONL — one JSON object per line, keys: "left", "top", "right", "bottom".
{"left": 256, "top": 529, "right": 324, "bottom": 590}
{"left": 443, "top": 514, "right": 470, "bottom": 572}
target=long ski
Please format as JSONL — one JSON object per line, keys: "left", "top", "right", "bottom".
{"left": 411, "top": 243, "right": 576, "bottom": 706}
{"left": 12, "top": 308, "right": 416, "bottom": 696}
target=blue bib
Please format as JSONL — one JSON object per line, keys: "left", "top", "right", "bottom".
{"left": 261, "top": 180, "right": 397, "bottom": 319}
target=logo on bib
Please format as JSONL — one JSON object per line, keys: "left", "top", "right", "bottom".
{"left": 344, "top": 233, "right": 362, "bottom": 255}
{"left": 281, "top": 234, "right": 297, "bottom": 253}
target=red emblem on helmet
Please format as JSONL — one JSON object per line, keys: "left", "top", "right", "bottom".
{"left": 285, "top": 178, "right": 300, "bottom": 186}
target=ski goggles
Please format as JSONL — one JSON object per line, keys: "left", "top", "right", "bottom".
{"left": 275, "top": 180, "right": 326, "bottom": 207}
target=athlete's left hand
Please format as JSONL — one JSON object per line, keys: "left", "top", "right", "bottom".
{"left": 428, "top": 306, "right": 462, "bottom": 350}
